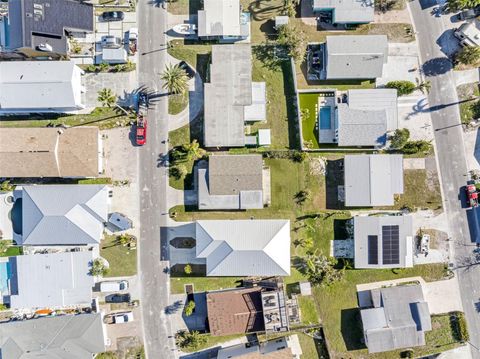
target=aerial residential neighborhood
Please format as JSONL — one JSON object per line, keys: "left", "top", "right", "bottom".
{"left": 2, "top": 0, "right": 480, "bottom": 358}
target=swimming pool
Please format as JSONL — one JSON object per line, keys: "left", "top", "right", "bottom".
{"left": 0, "top": 262, "right": 10, "bottom": 294}
{"left": 319, "top": 107, "right": 331, "bottom": 130}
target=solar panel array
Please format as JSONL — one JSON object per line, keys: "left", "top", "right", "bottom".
{"left": 382, "top": 225, "right": 400, "bottom": 264}
{"left": 367, "top": 235, "right": 378, "bottom": 265}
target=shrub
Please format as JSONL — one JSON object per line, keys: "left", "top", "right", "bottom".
{"left": 184, "top": 264, "right": 192, "bottom": 275}
{"left": 292, "top": 150, "right": 307, "bottom": 163}
{"left": 402, "top": 140, "right": 432, "bottom": 155}
{"left": 184, "top": 300, "right": 196, "bottom": 316}
{"left": 450, "top": 311, "right": 469, "bottom": 342}
{"left": 169, "top": 165, "right": 188, "bottom": 180}
{"left": 385, "top": 80, "right": 416, "bottom": 96}
{"left": 456, "top": 46, "right": 480, "bottom": 66}
{"left": 90, "top": 258, "right": 108, "bottom": 277}
{"left": 175, "top": 331, "right": 207, "bottom": 350}
{"left": 390, "top": 128, "right": 410, "bottom": 149}
{"left": 0, "top": 180, "right": 15, "bottom": 192}
{"left": 277, "top": 23, "right": 305, "bottom": 62}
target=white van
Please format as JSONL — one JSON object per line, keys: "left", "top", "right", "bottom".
{"left": 100, "top": 280, "right": 128, "bottom": 293}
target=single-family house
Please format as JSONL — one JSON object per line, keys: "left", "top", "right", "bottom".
{"left": 203, "top": 45, "right": 267, "bottom": 147}
{"left": 353, "top": 215, "right": 413, "bottom": 268}
{"left": 0, "top": 127, "right": 102, "bottom": 178}
{"left": 15, "top": 185, "right": 109, "bottom": 246}
{"left": 344, "top": 154, "right": 404, "bottom": 207}
{"left": 312, "top": 0, "right": 374, "bottom": 25}
{"left": 206, "top": 287, "right": 289, "bottom": 336}
{"left": 357, "top": 284, "right": 432, "bottom": 353}
{"left": 325, "top": 35, "right": 388, "bottom": 80}
{"left": 195, "top": 219, "right": 291, "bottom": 276}
{"left": 0, "top": 313, "right": 105, "bottom": 358}
{"left": 217, "top": 335, "right": 303, "bottom": 359}
{"left": 197, "top": 154, "right": 268, "bottom": 210}
{"left": 6, "top": 0, "right": 94, "bottom": 55}
{"left": 206, "top": 287, "right": 264, "bottom": 336}
{"left": 197, "top": 0, "right": 250, "bottom": 42}
{"left": 336, "top": 89, "right": 398, "bottom": 147}
{"left": 454, "top": 20, "right": 480, "bottom": 47}
{"left": 7, "top": 251, "right": 95, "bottom": 309}
{"left": 0, "top": 60, "right": 85, "bottom": 114}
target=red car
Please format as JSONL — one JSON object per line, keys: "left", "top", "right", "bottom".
{"left": 466, "top": 182, "right": 478, "bottom": 208}
{"left": 136, "top": 116, "right": 147, "bottom": 146}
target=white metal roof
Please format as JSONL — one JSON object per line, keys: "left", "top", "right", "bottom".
{"left": 313, "top": 0, "right": 374, "bottom": 23}
{"left": 21, "top": 185, "right": 109, "bottom": 246}
{"left": 198, "top": 0, "right": 241, "bottom": 37}
{"left": 0, "top": 60, "right": 84, "bottom": 113}
{"left": 195, "top": 220, "right": 291, "bottom": 276}
{"left": 344, "top": 154, "right": 404, "bottom": 207}
{"left": 9, "top": 251, "right": 94, "bottom": 309}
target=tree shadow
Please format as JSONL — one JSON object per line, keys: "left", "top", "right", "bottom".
{"left": 341, "top": 308, "right": 367, "bottom": 351}
{"left": 248, "top": 1, "right": 284, "bottom": 21}
{"left": 422, "top": 57, "right": 453, "bottom": 77}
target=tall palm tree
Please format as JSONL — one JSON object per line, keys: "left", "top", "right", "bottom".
{"left": 97, "top": 88, "right": 117, "bottom": 107}
{"left": 182, "top": 139, "right": 206, "bottom": 161}
{"left": 161, "top": 63, "right": 189, "bottom": 95}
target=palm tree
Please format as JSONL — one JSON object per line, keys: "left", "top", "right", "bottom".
{"left": 416, "top": 78, "right": 431, "bottom": 95}
{"left": 161, "top": 63, "right": 189, "bottom": 95}
{"left": 97, "top": 88, "right": 117, "bottom": 107}
{"left": 182, "top": 140, "right": 206, "bottom": 161}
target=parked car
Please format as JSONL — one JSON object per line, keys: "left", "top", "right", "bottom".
{"left": 466, "top": 181, "right": 478, "bottom": 208}
{"left": 101, "top": 35, "right": 123, "bottom": 49}
{"left": 105, "top": 293, "right": 131, "bottom": 303}
{"left": 105, "top": 311, "right": 134, "bottom": 324}
{"left": 100, "top": 280, "right": 129, "bottom": 292}
{"left": 101, "top": 11, "right": 125, "bottom": 22}
{"left": 458, "top": 8, "right": 480, "bottom": 20}
{"left": 136, "top": 116, "right": 147, "bottom": 146}
{"left": 178, "top": 60, "right": 195, "bottom": 79}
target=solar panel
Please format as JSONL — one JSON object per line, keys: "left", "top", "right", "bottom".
{"left": 368, "top": 235, "right": 378, "bottom": 265}
{"left": 382, "top": 225, "right": 400, "bottom": 264}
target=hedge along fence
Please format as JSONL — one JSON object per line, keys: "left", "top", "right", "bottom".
{"left": 449, "top": 311, "right": 469, "bottom": 343}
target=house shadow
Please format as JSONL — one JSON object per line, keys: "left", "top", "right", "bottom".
{"left": 340, "top": 308, "right": 367, "bottom": 351}
{"left": 419, "top": 0, "right": 436, "bottom": 10}
{"left": 325, "top": 159, "right": 345, "bottom": 210}
{"left": 181, "top": 292, "right": 208, "bottom": 332}
{"left": 281, "top": 60, "right": 302, "bottom": 150}
{"left": 333, "top": 218, "right": 350, "bottom": 239}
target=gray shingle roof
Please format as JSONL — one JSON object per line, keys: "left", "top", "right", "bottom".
{"left": 326, "top": 35, "right": 388, "bottom": 79}
{"left": 344, "top": 154, "right": 404, "bottom": 207}
{"left": 0, "top": 313, "right": 105, "bottom": 359}
{"left": 347, "top": 89, "right": 398, "bottom": 131}
{"left": 195, "top": 220, "right": 291, "bottom": 276}
{"left": 359, "top": 284, "right": 431, "bottom": 353}
{"left": 20, "top": 185, "right": 108, "bottom": 246}
{"left": 9, "top": 251, "right": 94, "bottom": 309}
{"left": 354, "top": 215, "right": 413, "bottom": 268}
{"left": 204, "top": 45, "right": 252, "bottom": 147}
{"left": 313, "top": 0, "right": 374, "bottom": 23}
{"left": 198, "top": 155, "right": 264, "bottom": 210}
{"left": 337, "top": 104, "right": 387, "bottom": 147}
{"left": 7, "top": 0, "right": 94, "bottom": 53}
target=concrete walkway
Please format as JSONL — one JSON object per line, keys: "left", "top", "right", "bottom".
{"left": 454, "top": 69, "right": 480, "bottom": 87}
{"left": 166, "top": 54, "right": 204, "bottom": 132}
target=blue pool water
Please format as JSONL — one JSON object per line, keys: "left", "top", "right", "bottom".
{"left": 0, "top": 262, "right": 10, "bottom": 294}
{"left": 319, "top": 107, "right": 331, "bottom": 129}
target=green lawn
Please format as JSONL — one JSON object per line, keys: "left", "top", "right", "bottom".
{"left": 299, "top": 93, "right": 321, "bottom": 148}
{"left": 0, "top": 246, "right": 22, "bottom": 257}
{"left": 169, "top": 93, "right": 189, "bottom": 115}
{"left": 0, "top": 107, "right": 136, "bottom": 130}
{"left": 297, "top": 296, "right": 320, "bottom": 325}
{"left": 166, "top": 0, "right": 202, "bottom": 15}
{"left": 170, "top": 276, "right": 244, "bottom": 294}
{"left": 100, "top": 235, "right": 137, "bottom": 277}
{"left": 168, "top": 41, "right": 211, "bottom": 82}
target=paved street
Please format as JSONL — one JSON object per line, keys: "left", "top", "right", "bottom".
{"left": 137, "top": 1, "right": 176, "bottom": 358}
{"left": 409, "top": 1, "right": 480, "bottom": 356}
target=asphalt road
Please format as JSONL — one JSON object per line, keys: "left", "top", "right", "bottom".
{"left": 137, "top": 1, "right": 176, "bottom": 358}
{"left": 410, "top": 0, "right": 480, "bottom": 356}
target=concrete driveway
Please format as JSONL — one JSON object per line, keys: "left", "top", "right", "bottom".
{"left": 84, "top": 71, "right": 138, "bottom": 108}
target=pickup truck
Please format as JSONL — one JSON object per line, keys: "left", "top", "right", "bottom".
{"left": 105, "top": 312, "right": 134, "bottom": 324}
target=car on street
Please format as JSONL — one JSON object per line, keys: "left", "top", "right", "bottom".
{"left": 136, "top": 116, "right": 147, "bottom": 146}
{"left": 458, "top": 8, "right": 480, "bottom": 20}
{"left": 105, "top": 293, "right": 131, "bottom": 303}
{"left": 101, "top": 11, "right": 125, "bottom": 22}
{"left": 466, "top": 181, "right": 478, "bottom": 208}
